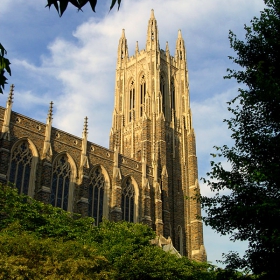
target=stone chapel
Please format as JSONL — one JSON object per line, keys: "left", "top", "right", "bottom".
{"left": 0, "top": 10, "right": 206, "bottom": 262}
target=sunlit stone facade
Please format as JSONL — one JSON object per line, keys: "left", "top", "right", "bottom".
{"left": 0, "top": 11, "right": 206, "bottom": 261}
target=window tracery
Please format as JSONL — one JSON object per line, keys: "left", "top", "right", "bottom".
{"left": 8, "top": 141, "right": 32, "bottom": 195}
{"left": 88, "top": 167, "right": 105, "bottom": 226}
{"left": 50, "top": 155, "right": 71, "bottom": 211}
{"left": 121, "top": 178, "right": 135, "bottom": 222}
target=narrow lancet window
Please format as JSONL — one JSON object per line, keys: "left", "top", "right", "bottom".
{"left": 140, "top": 75, "right": 146, "bottom": 117}
{"left": 8, "top": 141, "right": 32, "bottom": 195}
{"left": 171, "top": 78, "right": 175, "bottom": 112}
{"left": 160, "top": 75, "right": 165, "bottom": 115}
{"left": 50, "top": 155, "right": 71, "bottom": 211}
{"left": 121, "top": 178, "right": 135, "bottom": 222}
{"left": 129, "top": 80, "right": 135, "bottom": 122}
{"left": 88, "top": 167, "right": 105, "bottom": 226}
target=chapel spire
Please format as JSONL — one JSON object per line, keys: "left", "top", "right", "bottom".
{"left": 117, "top": 29, "right": 129, "bottom": 67}
{"left": 176, "top": 29, "right": 186, "bottom": 67}
{"left": 146, "top": 9, "right": 159, "bottom": 51}
{"left": 1, "top": 84, "right": 14, "bottom": 140}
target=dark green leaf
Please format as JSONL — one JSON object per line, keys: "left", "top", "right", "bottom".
{"left": 89, "top": 0, "right": 97, "bottom": 12}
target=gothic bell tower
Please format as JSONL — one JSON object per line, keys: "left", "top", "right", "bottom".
{"left": 110, "top": 10, "right": 206, "bottom": 262}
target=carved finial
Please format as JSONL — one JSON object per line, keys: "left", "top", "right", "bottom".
{"left": 135, "top": 41, "right": 139, "bottom": 53}
{"left": 1, "top": 84, "right": 14, "bottom": 140}
{"left": 43, "top": 101, "right": 53, "bottom": 160}
{"left": 121, "top": 29, "right": 125, "bottom": 38}
{"left": 7, "top": 84, "right": 14, "bottom": 106}
{"left": 47, "top": 101, "right": 53, "bottom": 122}
{"left": 178, "top": 29, "right": 182, "bottom": 38}
{"left": 80, "top": 116, "right": 89, "bottom": 171}
{"left": 150, "top": 9, "right": 155, "bottom": 19}
{"left": 83, "top": 116, "right": 88, "bottom": 137}
{"left": 165, "top": 41, "right": 169, "bottom": 52}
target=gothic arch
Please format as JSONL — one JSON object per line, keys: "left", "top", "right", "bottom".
{"left": 50, "top": 152, "right": 77, "bottom": 212}
{"left": 138, "top": 71, "right": 146, "bottom": 86}
{"left": 7, "top": 138, "right": 39, "bottom": 198}
{"left": 88, "top": 164, "right": 111, "bottom": 225}
{"left": 121, "top": 176, "right": 139, "bottom": 223}
{"left": 128, "top": 77, "right": 135, "bottom": 88}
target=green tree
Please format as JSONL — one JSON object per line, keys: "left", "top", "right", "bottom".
{"left": 1, "top": 184, "right": 253, "bottom": 279}
{"left": 46, "top": 0, "right": 122, "bottom": 16}
{"left": 0, "top": 224, "right": 110, "bottom": 279}
{"left": 0, "top": 44, "right": 11, "bottom": 94}
{"left": 200, "top": 0, "right": 280, "bottom": 278}
{"left": 0, "top": 184, "right": 95, "bottom": 241}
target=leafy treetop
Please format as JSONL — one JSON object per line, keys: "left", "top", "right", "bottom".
{"left": 45, "top": 0, "right": 122, "bottom": 17}
{"left": 200, "top": 0, "right": 280, "bottom": 278}
{"left": 0, "top": 44, "right": 11, "bottom": 94}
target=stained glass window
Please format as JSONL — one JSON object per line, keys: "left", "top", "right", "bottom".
{"left": 121, "top": 178, "right": 135, "bottom": 222}
{"left": 50, "top": 155, "right": 71, "bottom": 211}
{"left": 9, "top": 141, "right": 32, "bottom": 195}
{"left": 88, "top": 167, "right": 105, "bottom": 226}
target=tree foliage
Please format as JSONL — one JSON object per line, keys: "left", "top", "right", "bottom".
{"left": 0, "top": 44, "right": 11, "bottom": 94}
{"left": 200, "top": 0, "right": 280, "bottom": 278}
{"left": 0, "top": 184, "right": 253, "bottom": 279}
{"left": 0, "top": 224, "right": 109, "bottom": 279}
{"left": 45, "top": 0, "right": 122, "bottom": 17}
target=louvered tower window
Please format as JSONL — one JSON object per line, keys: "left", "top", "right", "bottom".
{"left": 171, "top": 78, "right": 175, "bottom": 112}
{"left": 50, "top": 155, "right": 71, "bottom": 211}
{"left": 8, "top": 141, "right": 32, "bottom": 195}
{"left": 140, "top": 75, "right": 146, "bottom": 117}
{"left": 88, "top": 167, "right": 105, "bottom": 226}
{"left": 160, "top": 75, "right": 165, "bottom": 115}
{"left": 129, "top": 81, "right": 135, "bottom": 122}
{"left": 121, "top": 178, "right": 135, "bottom": 222}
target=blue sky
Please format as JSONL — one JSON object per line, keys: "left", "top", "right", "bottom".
{"left": 1, "top": 0, "right": 265, "bottom": 267}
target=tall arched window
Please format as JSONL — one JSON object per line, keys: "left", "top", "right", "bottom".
{"left": 171, "top": 78, "right": 175, "bottom": 112}
{"left": 88, "top": 167, "right": 105, "bottom": 226}
{"left": 129, "top": 80, "right": 135, "bottom": 122}
{"left": 160, "top": 74, "right": 165, "bottom": 115}
{"left": 140, "top": 75, "right": 146, "bottom": 117}
{"left": 8, "top": 141, "right": 32, "bottom": 195}
{"left": 50, "top": 155, "right": 71, "bottom": 211}
{"left": 121, "top": 178, "right": 135, "bottom": 222}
